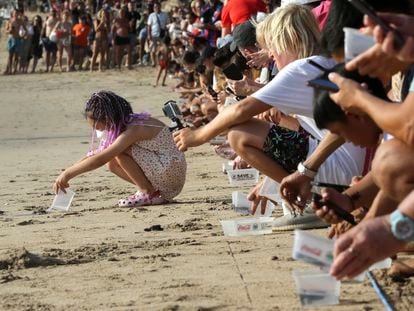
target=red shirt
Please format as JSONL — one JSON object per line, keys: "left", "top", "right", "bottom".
{"left": 72, "top": 23, "right": 90, "bottom": 47}
{"left": 312, "top": 0, "right": 331, "bottom": 31}
{"left": 221, "top": 0, "right": 266, "bottom": 29}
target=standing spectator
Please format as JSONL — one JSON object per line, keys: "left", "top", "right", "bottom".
{"left": 127, "top": 0, "right": 141, "bottom": 65}
{"left": 72, "top": 15, "right": 91, "bottom": 70}
{"left": 147, "top": 1, "right": 168, "bottom": 67}
{"left": 55, "top": 10, "right": 73, "bottom": 72}
{"left": 42, "top": 9, "right": 59, "bottom": 72}
{"left": 112, "top": 6, "right": 131, "bottom": 69}
{"left": 221, "top": 0, "right": 267, "bottom": 36}
{"left": 91, "top": 8, "right": 110, "bottom": 71}
{"left": 19, "top": 15, "right": 32, "bottom": 73}
{"left": 30, "top": 15, "right": 43, "bottom": 73}
{"left": 137, "top": 9, "right": 149, "bottom": 65}
{"left": 4, "top": 9, "right": 24, "bottom": 75}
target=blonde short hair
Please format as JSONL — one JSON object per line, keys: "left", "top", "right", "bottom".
{"left": 256, "top": 4, "right": 320, "bottom": 59}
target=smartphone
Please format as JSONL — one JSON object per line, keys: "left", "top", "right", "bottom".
{"left": 312, "top": 192, "right": 356, "bottom": 225}
{"left": 311, "top": 181, "right": 350, "bottom": 193}
{"left": 307, "top": 78, "right": 339, "bottom": 92}
{"left": 208, "top": 86, "right": 218, "bottom": 99}
{"left": 348, "top": 0, "right": 405, "bottom": 49}
{"left": 222, "top": 63, "right": 244, "bottom": 81}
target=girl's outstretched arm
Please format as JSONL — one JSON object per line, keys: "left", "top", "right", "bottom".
{"left": 53, "top": 126, "right": 155, "bottom": 193}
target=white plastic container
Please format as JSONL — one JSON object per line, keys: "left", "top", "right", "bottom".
{"left": 227, "top": 168, "right": 259, "bottom": 186}
{"left": 220, "top": 217, "right": 274, "bottom": 237}
{"left": 232, "top": 191, "right": 275, "bottom": 216}
{"left": 48, "top": 188, "right": 75, "bottom": 212}
{"left": 222, "top": 161, "right": 234, "bottom": 174}
{"left": 258, "top": 176, "right": 282, "bottom": 204}
{"left": 232, "top": 191, "right": 251, "bottom": 214}
{"left": 209, "top": 135, "right": 227, "bottom": 145}
{"left": 292, "top": 230, "right": 334, "bottom": 267}
{"left": 352, "top": 258, "right": 393, "bottom": 282}
{"left": 293, "top": 270, "right": 341, "bottom": 307}
{"left": 344, "top": 27, "right": 375, "bottom": 62}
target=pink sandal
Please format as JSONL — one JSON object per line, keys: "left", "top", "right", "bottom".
{"left": 118, "top": 190, "right": 168, "bottom": 207}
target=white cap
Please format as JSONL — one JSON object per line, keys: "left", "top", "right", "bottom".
{"left": 281, "top": 0, "right": 320, "bottom": 6}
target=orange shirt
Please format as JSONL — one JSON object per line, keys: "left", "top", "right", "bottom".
{"left": 72, "top": 23, "right": 90, "bottom": 47}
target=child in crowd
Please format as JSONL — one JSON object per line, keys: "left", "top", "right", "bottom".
{"left": 72, "top": 15, "right": 90, "bottom": 70}
{"left": 154, "top": 36, "right": 171, "bottom": 87}
{"left": 53, "top": 91, "right": 187, "bottom": 207}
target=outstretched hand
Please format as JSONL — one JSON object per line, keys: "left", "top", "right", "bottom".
{"left": 247, "top": 181, "right": 268, "bottom": 216}
{"left": 173, "top": 127, "right": 204, "bottom": 152}
{"left": 280, "top": 171, "right": 312, "bottom": 212}
{"left": 330, "top": 215, "right": 406, "bottom": 280}
{"left": 53, "top": 171, "right": 70, "bottom": 194}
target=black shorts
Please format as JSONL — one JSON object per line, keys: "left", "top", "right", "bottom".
{"left": 41, "top": 38, "right": 57, "bottom": 53}
{"left": 114, "top": 35, "right": 130, "bottom": 46}
{"left": 262, "top": 125, "right": 311, "bottom": 173}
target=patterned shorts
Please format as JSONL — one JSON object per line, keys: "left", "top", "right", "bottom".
{"left": 262, "top": 125, "right": 310, "bottom": 174}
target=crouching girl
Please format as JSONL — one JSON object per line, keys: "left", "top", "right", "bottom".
{"left": 53, "top": 90, "right": 187, "bottom": 207}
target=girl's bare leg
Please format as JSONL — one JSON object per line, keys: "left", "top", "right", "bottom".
{"left": 108, "top": 153, "right": 155, "bottom": 193}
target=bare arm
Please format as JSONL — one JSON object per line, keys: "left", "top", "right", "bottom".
{"left": 329, "top": 73, "right": 414, "bottom": 146}
{"left": 305, "top": 133, "right": 345, "bottom": 169}
{"left": 173, "top": 96, "right": 271, "bottom": 151}
{"left": 53, "top": 125, "right": 160, "bottom": 192}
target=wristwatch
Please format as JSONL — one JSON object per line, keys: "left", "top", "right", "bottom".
{"left": 390, "top": 210, "right": 414, "bottom": 242}
{"left": 297, "top": 162, "right": 317, "bottom": 179}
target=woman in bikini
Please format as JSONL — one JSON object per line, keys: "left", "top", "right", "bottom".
{"left": 55, "top": 10, "right": 73, "bottom": 72}
{"left": 111, "top": 6, "right": 131, "bottom": 70}
{"left": 91, "top": 9, "right": 110, "bottom": 71}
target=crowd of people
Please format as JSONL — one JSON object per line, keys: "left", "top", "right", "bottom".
{"left": 19, "top": 0, "right": 412, "bottom": 289}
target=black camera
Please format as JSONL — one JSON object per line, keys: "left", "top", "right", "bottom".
{"left": 162, "top": 100, "right": 185, "bottom": 132}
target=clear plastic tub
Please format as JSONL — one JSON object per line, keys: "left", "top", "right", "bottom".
{"left": 352, "top": 258, "right": 393, "bottom": 282}
{"left": 222, "top": 161, "right": 234, "bottom": 174}
{"left": 227, "top": 168, "right": 259, "bottom": 186}
{"left": 293, "top": 270, "right": 341, "bottom": 307}
{"left": 48, "top": 188, "right": 75, "bottom": 212}
{"left": 232, "top": 191, "right": 275, "bottom": 216}
{"left": 258, "top": 176, "right": 282, "bottom": 204}
{"left": 292, "top": 230, "right": 334, "bottom": 268}
{"left": 344, "top": 27, "right": 375, "bottom": 62}
{"left": 220, "top": 217, "right": 274, "bottom": 236}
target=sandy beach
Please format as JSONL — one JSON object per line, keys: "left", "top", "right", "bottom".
{"left": 0, "top": 36, "right": 412, "bottom": 310}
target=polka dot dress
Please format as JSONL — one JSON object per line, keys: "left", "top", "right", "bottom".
{"left": 131, "top": 126, "right": 187, "bottom": 201}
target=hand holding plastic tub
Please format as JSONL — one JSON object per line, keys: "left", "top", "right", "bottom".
{"left": 330, "top": 215, "right": 406, "bottom": 280}
{"left": 53, "top": 171, "right": 70, "bottom": 194}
